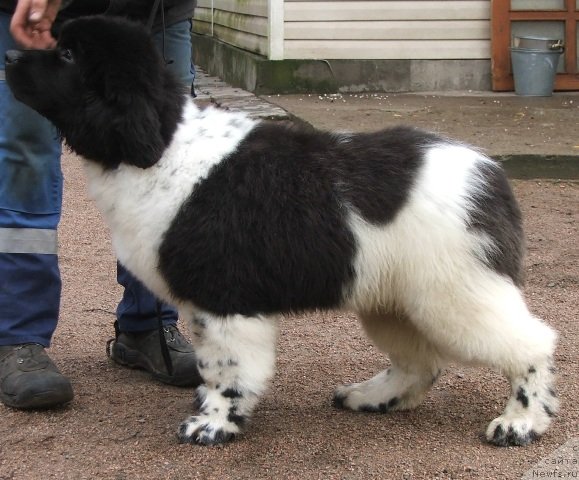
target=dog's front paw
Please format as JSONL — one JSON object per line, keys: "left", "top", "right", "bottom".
{"left": 177, "top": 415, "right": 240, "bottom": 446}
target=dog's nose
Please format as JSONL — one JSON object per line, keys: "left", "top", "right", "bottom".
{"left": 5, "top": 50, "right": 24, "bottom": 64}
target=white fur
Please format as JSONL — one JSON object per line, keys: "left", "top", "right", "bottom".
{"left": 338, "top": 143, "right": 558, "bottom": 445}
{"left": 83, "top": 99, "right": 256, "bottom": 306}
{"left": 179, "top": 313, "right": 278, "bottom": 444}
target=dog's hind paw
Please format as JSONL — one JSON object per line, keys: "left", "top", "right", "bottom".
{"left": 485, "top": 375, "right": 558, "bottom": 447}
{"left": 177, "top": 415, "right": 240, "bottom": 446}
{"left": 333, "top": 387, "right": 400, "bottom": 413}
{"left": 332, "top": 368, "right": 432, "bottom": 413}
{"left": 486, "top": 417, "right": 540, "bottom": 447}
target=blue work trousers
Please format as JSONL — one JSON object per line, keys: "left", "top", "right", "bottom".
{"left": 0, "top": 14, "right": 195, "bottom": 346}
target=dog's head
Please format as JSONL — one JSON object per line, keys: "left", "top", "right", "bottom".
{"left": 5, "top": 16, "right": 184, "bottom": 169}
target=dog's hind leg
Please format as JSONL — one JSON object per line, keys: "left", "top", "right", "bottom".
{"left": 177, "top": 312, "right": 278, "bottom": 445}
{"left": 333, "top": 312, "right": 445, "bottom": 413}
{"left": 401, "top": 275, "right": 558, "bottom": 447}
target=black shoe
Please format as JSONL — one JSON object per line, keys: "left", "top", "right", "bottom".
{"left": 0, "top": 344, "right": 74, "bottom": 409}
{"left": 107, "top": 325, "right": 202, "bottom": 388}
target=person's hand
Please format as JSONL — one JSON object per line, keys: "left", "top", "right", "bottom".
{"left": 10, "top": 0, "right": 62, "bottom": 49}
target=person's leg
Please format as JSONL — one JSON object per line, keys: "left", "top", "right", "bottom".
{"left": 116, "top": 262, "right": 177, "bottom": 332}
{"left": 109, "top": 18, "right": 201, "bottom": 388}
{"left": 153, "top": 19, "right": 195, "bottom": 93}
{"left": 0, "top": 13, "right": 73, "bottom": 408}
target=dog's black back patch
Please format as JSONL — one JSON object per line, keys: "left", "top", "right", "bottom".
{"left": 467, "top": 161, "right": 525, "bottom": 286}
{"left": 158, "top": 123, "right": 429, "bottom": 317}
{"left": 330, "top": 126, "right": 436, "bottom": 224}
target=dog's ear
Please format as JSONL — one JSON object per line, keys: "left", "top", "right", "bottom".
{"left": 67, "top": 90, "right": 166, "bottom": 169}
{"left": 107, "top": 95, "right": 166, "bottom": 169}
{"left": 93, "top": 56, "right": 170, "bottom": 168}
{"left": 90, "top": 58, "right": 179, "bottom": 169}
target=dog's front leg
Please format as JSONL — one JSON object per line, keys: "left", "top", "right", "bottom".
{"left": 177, "top": 313, "right": 278, "bottom": 445}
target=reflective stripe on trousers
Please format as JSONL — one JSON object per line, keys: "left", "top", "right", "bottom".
{"left": 0, "top": 227, "right": 57, "bottom": 254}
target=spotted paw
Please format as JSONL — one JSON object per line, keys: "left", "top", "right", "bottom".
{"left": 486, "top": 416, "right": 539, "bottom": 447}
{"left": 177, "top": 415, "right": 239, "bottom": 445}
{"left": 332, "top": 367, "right": 434, "bottom": 414}
{"left": 333, "top": 386, "right": 400, "bottom": 413}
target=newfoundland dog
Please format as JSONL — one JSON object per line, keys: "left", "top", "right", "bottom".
{"left": 5, "top": 16, "right": 558, "bottom": 446}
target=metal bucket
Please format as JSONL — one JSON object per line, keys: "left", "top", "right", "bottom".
{"left": 513, "top": 36, "right": 564, "bottom": 51}
{"left": 510, "top": 46, "right": 563, "bottom": 96}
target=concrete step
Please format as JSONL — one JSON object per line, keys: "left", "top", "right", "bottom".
{"left": 194, "top": 68, "right": 290, "bottom": 120}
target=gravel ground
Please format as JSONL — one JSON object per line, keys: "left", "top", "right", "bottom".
{"left": 267, "top": 92, "right": 579, "bottom": 157}
{"left": 0, "top": 93, "right": 577, "bottom": 480}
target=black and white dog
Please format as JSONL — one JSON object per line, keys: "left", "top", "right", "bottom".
{"left": 5, "top": 16, "right": 558, "bottom": 446}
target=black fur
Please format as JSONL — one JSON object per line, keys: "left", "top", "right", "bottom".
{"left": 516, "top": 386, "right": 529, "bottom": 408}
{"left": 5, "top": 16, "right": 184, "bottom": 170}
{"left": 222, "top": 388, "right": 243, "bottom": 399}
{"left": 227, "top": 409, "right": 246, "bottom": 427}
{"left": 467, "top": 161, "right": 525, "bottom": 286}
{"left": 543, "top": 404, "right": 556, "bottom": 418}
{"left": 158, "top": 123, "right": 431, "bottom": 316}
{"left": 491, "top": 424, "right": 538, "bottom": 447}
{"left": 359, "top": 397, "right": 399, "bottom": 413}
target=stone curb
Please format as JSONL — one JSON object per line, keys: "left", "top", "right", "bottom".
{"left": 495, "top": 155, "right": 579, "bottom": 180}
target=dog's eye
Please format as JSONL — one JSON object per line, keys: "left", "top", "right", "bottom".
{"left": 59, "top": 48, "right": 74, "bottom": 63}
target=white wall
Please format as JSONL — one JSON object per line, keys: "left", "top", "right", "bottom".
{"left": 193, "top": 0, "right": 491, "bottom": 61}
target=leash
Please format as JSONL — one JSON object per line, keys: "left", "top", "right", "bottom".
{"left": 148, "top": 0, "right": 174, "bottom": 374}
{"left": 146, "top": 0, "right": 162, "bottom": 31}
{"left": 146, "top": 0, "right": 174, "bottom": 65}
{"left": 156, "top": 300, "right": 174, "bottom": 377}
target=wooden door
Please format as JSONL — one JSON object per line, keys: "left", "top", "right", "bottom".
{"left": 492, "top": 0, "right": 579, "bottom": 90}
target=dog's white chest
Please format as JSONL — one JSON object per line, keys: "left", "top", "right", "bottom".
{"left": 81, "top": 101, "right": 256, "bottom": 302}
